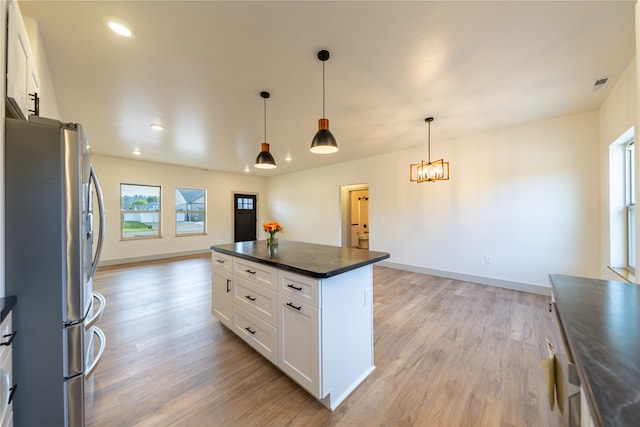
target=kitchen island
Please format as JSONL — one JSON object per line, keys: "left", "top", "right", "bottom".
{"left": 210, "top": 240, "right": 389, "bottom": 410}
{"left": 549, "top": 274, "right": 640, "bottom": 427}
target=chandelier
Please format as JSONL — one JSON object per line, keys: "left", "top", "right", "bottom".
{"left": 410, "top": 117, "right": 449, "bottom": 183}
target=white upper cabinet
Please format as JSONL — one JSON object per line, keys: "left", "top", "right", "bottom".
{"left": 6, "top": 0, "right": 39, "bottom": 119}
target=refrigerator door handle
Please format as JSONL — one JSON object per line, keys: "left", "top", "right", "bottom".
{"left": 89, "top": 164, "right": 105, "bottom": 280}
{"left": 85, "top": 292, "right": 106, "bottom": 329}
{"left": 85, "top": 327, "right": 106, "bottom": 378}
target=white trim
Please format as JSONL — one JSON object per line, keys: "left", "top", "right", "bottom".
{"left": 377, "top": 261, "right": 551, "bottom": 296}
{"left": 98, "top": 249, "right": 210, "bottom": 267}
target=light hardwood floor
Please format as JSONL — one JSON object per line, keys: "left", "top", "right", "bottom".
{"left": 89, "top": 254, "right": 555, "bottom": 427}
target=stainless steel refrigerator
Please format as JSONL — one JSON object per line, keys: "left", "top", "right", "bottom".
{"left": 5, "top": 116, "right": 106, "bottom": 427}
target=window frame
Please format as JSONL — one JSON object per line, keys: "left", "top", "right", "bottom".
{"left": 175, "top": 187, "right": 207, "bottom": 237}
{"left": 120, "top": 183, "right": 162, "bottom": 240}
{"left": 625, "top": 140, "right": 635, "bottom": 272}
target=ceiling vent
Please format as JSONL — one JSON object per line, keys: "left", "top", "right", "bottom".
{"left": 592, "top": 75, "right": 613, "bottom": 91}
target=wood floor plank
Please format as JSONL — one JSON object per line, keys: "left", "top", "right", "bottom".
{"left": 88, "top": 254, "right": 555, "bottom": 426}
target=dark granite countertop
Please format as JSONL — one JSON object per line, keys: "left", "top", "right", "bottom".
{"left": 210, "top": 240, "right": 390, "bottom": 278}
{"left": 549, "top": 274, "right": 640, "bottom": 427}
{"left": 0, "top": 296, "right": 17, "bottom": 323}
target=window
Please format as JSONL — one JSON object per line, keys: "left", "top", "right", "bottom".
{"left": 237, "top": 196, "right": 254, "bottom": 210}
{"left": 625, "top": 141, "right": 635, "bottom": 271}
{"left": 176, "top": 188, "right": 206, "bottom": 236}
{"left": 120, "top": 184, "right": 161, "bottom": 239}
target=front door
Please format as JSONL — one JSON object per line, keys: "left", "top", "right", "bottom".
{"left": 234, "top": 194, "right": 257, "bottom": 242}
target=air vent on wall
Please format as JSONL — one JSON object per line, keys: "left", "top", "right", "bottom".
{"left": 592, "top": 75, "right": 613, "bottom": 91}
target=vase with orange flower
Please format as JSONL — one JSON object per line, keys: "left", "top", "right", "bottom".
{"left": 263, "top": 221, "right": 284, "bottom": 248}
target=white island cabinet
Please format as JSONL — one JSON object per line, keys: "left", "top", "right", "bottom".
{"left": 211, "top": 240, "right": 389, "bottom": 411}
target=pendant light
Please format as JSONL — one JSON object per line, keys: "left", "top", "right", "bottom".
{"left": 254, "top": 91, "right": 276, "bottom": 169}
{"left": 310, "top": 50, "right": 338, "bottom": 154}
{"left": 410, "top": 117, "right": 450, "bottom": 182}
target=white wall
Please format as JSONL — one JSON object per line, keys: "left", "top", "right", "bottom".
{"left": 92, "top": 155, "right": 268, "bottom": 265}
{"left": 267, "top": 111, "right": 601, "bottom": 292}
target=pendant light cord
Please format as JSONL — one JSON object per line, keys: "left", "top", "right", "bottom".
{"left": 264, "top": 96, "right": 267, "bottom": 142}
{"left": 427, "top": 119, "right": 431, "bottom": 163}
{"left": 322, "top": 60, "right": 326, "bottom": 118}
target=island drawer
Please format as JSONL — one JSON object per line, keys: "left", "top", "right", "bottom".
{"left": 233, "top": 305, "right": 277, "bottom": 365}
{"left": 212, "top": 251, "right": 233, "bottom": 273}
{"left": 233, "top": 258, "right": 277, "bottom": 289}
{"left": 278, "top": 271, "right": 320, "bottom": 308}
{"left": 233, "top": 276, "right": 277, "bottom": 327}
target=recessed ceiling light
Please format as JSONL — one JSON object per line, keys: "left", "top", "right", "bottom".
{"left": 150, "top": 123, "right": 164, "bottom": 130}
{"left": 132, "top": 149, "right": 142, "bottom": 156}
{"left": 285, "top": 154, "right": 292, "bottom": 161}
{"left": 105, "top": 17, "right": 134, "bottom": 37}
{"left": 244, "top": 166, "right": 250, "bottom": 173}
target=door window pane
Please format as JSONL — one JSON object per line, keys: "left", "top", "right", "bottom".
{"left": 176, "top": 188, "right": 206, "bottom": 236}
{"left": 237, "top": 197, "right": 254, "bottom": 210}
{"left": 121, "top": 184, "right": 161, "bottom": 239}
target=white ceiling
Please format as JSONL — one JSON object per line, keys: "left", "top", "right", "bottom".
{"left": 19, "top": 1, "right": 636, "bottom": 176}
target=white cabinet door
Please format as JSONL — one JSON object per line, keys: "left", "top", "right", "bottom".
{"left": 212, "top": 266, "right": 233, "bottom": 328}
{"left": 6, "top": 0, "right": 34, "bottom": 119}
{"left": 277, "top": 294, "right": 321, "bottom": 398}
{"left": 232, "top": 305, "right": 277, "bottom": 365}
{"left": 27, "top": 59, "right": 40, "bottom": 111}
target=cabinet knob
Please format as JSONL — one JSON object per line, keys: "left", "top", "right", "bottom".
{"left": 286, "top": 302, "right": 302, "bottom": 311}
{"left": 8, "top": 384, "right": 17, "bottom": 404}
{"left": 28, "top": 92, "right": 39, "bottom": 116}
{"left": 1, "top": 331, "right": 17, "bottom": 346}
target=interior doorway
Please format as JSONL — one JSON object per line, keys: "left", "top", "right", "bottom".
{"left": 340, "top": 184, "right": 370, "bottom": 248}
{"left": 234, "top": 193, "right": 257, "bottom": 242}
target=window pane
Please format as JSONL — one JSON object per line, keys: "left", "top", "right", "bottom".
{"left": 176, "top": 187, "right": 206, "bottom": 236}
{"left": 121, "top": 184, "right": 161, "bottom": 239}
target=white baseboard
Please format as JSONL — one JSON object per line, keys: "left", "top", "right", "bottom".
{"left": 98, "top": 249, "right": 210, "bottom": 267}
{"left": 377, "top": 261, "right": 551, "bottom": 296}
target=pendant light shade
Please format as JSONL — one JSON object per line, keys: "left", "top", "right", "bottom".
{"left": 255, "top": 91, "right": 276, "bottom": 169}
{"left": 255, "top": 142, "right": 276, "bottom": 169}
{"left": 410, "top": 117, "right": 450, "bottom": 183}
{"left": 310, "top": 50, "right": 338, "bottom": 154}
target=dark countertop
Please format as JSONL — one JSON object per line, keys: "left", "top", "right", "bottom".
{"left": 549, "top": 274, "right": 640, "bottom": 427}
{"left": 0, "top": 296, "right": 17, "bottom": 323}
{"left": 210, "top": 240, "right": 390, "bottom": 278}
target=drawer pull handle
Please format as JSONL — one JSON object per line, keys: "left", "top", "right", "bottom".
{"left": 286, "top": 302, "right": 302, "bottom": 311}
{"left": 8, "top": 384, "right": 17, "bottom": 405}
{"left": 287, "top": 284, "right": 303, "bottom": 291}
{"left": 245, "top": 326, "right": 256, "bottom": 335}
{"left": 226, "top": 279, "right": 231, "bottom": 294}
{"left": 1, "top": 331, "right": 17, "bottom": 346}
{"left": 245, "top": 269, "right": 256, "bottom": 275}
{"left": 216, "top": 259, "right": 225, "bottom": 264}
{"left": 245, "top": 295, "right": 256, "bottom": 301}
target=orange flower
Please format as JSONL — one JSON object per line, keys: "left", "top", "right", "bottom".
{"left": 263, "top": 221, "right": 284, "bottom": 233}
